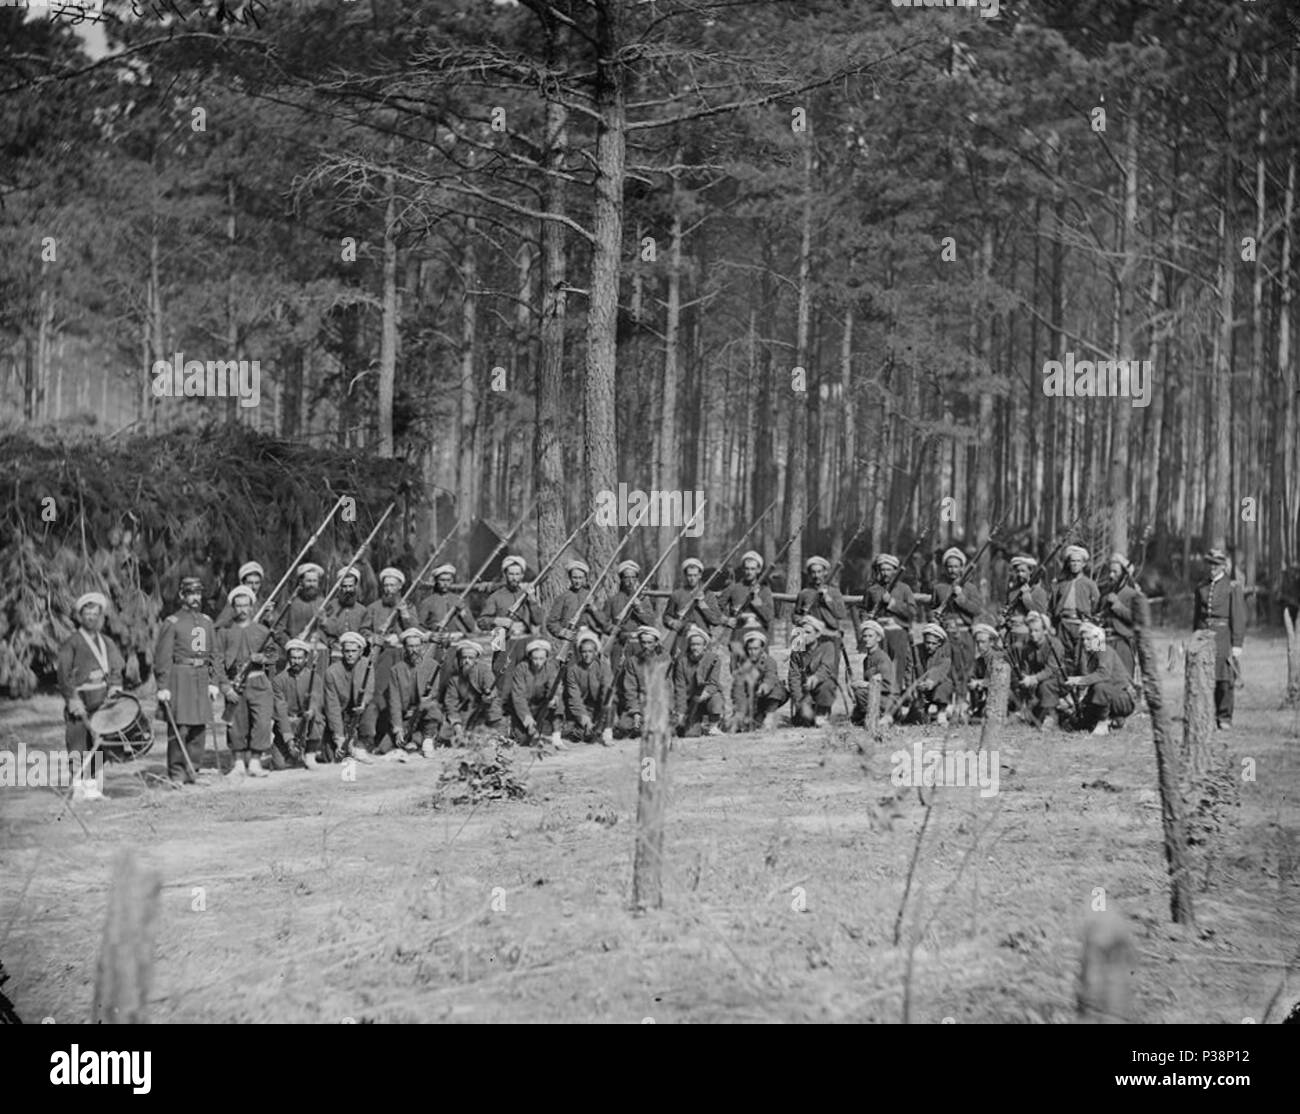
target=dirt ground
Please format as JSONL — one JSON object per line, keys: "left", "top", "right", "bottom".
{"left": 2, "top": 628, "right": 1297, "bottom": 1024}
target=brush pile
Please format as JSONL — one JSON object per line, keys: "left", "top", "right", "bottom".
{"left": 0, "top": 423, "right": 420, "bottom": 697}
{"left": 430, "top": 737, "right": 530, "bottom": 807}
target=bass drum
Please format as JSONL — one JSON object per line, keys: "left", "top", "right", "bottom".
{"left": 87, "top": 692, "right": 155, "bottom": 762}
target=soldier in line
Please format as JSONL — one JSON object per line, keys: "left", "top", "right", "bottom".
{"left": 440, "top": 639, "right": 504, "bottom": 742}
{"left": 1010, "top": 611, "right": 1065, "bottom": 729}
{"left": 717, "top": 550, "right": 775, "bottom": 664}
{"left": 671, "top": 625, "right": 725, "bottom": 736}
{"left": 215, "top": 561, "right": 265, "bottom": 629}
{"left": 1064, "top": 622, "right": 1136, "bottom": 736}
{"left": 1048, "top": 544, "right": 1099, "bottom": 665}
{"left": 792, "top": 555, "right": 849, "bottom": 648}
{"left": 56, "top": 591, "right": 126, "bottom": 800}
{"left": 1192, "top": 548, "right": 1246, "bottom": 730}
{"left": 217, "top": 585, "right": 275, "bottom": 779}
{"left": 613, "top": 625, "right": 664, "bottom": 738}
{"left": 603, "top": 560, "right": 658, "bottom": 676}
{"left": 504, "top": 638, "right": 561, "bottom": 745}
{"left": 546, "top": 559, "right": 608, "bottom": 645}
{"left": 388, "top": 627, "right": 442, "bottom": 759}
{"left": 856, "top": 553, "right": 915, "bottom": 688}
{"left": 417, "top": 563, "right": 477, "bottom": 664}
{"left": 563, "top": 629, "right": 615, "bottom": 745}
{"left": 272, "top": 637, "right": 324, "bottom": 769}
{"left": 276, "top": 562, "right": 327, "bottom": 647}
{"left": 1002, "top": 555, "right": 1049, "bottom": 651}
{"left": 929, "top": 546, "right": 983, "bottom": 704}
{"left": 787, "top": 615, "right": 838, "bottom": 728}
{"left": 729, "top": 627, "right": 787, "bottom": 732}
{"left": 324, "top": 630, "right": 375, "bottom": 761}
{"left": 479, "top": 555, "right": 545, "bottom": 690}
{"left": 850, "top": 618, "right": 896, "bottom": 729}
{"left": 155, "top": 576, "right": 221, "bottom": 784}
{"left": 361, "top": 566, "right": 417, "bottom": 752}
{"left": 662, "top": 557, "right": 724, "bottom": 652}
{"left": 1096, "top": 553, "right": 1140, "bottom": 681}
{"left": 322, "top": 566, "right": 368, "bottom": 660}
{"left": 899, "top": 623, "right": 954, "bottom": 727}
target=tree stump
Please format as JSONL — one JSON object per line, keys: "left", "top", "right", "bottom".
{"left": 1183, "top": 630, "right": 1236, "bottom": 890}
{"left": 1076, "top": 911, "right": 1136, "bottom": 1023}
{"left": 865, "top": 674, "right": 882, "bottom": 743}
{"left": 1284, "top": 608, "right": 1300, "bottom": 706}
{"left": 632, "top": 663, "right": 670, "bottom": 912}
{"left": 1133, "top": 594, "right": 1196, "bottom": 926}
{"left": 1183, "top": 630, "right": 1217, "bottom": 775}
{"left": 92, "top": 849, "right": 161, "bottom": 1024}
{"left": 978, "top": 659, "right": 1011, "bottom": 752}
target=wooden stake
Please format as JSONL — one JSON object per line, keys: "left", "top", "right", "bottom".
{"left": 1284, "top": 607, "right": 1300, "bottom": 706}
{"left": 632, "top": 663, "right": 670, "bottom": 912}
{"left": 92, "top": 849, "right": 161, "bottom": 1024}
{"left": 865, "top": 674, "right": 882, "bottom": 743}
{"left": 978, "top": 659, "right": 1011, "bottom": 752}
{"left": 1133, "top": 594, "right": 1197, "bottom": 926}
{"left": 1076, "top": 911, "right": 1136, "bottom": 1023}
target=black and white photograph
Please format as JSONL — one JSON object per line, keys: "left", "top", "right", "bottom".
{"left": 0, "top": 0, "right": 1297, "bottom": 1057}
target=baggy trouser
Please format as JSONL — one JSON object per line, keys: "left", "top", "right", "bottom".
{"left": 228, "top": 674, "right": 274, "bottom": 755}
{"left": 1076, "top": 680, "right": 1135, "bottom": 729}
{"left": 850, "top": 681, "right": 894, "bottom": 724}
{"left": 730, "top": 675, "right": 788, "bottom": 729}
{"left": 64, "top": 686, "right": 108, "bottom": 756}
{"left": 677, "top": 692, "right": 724, "bottom": 735}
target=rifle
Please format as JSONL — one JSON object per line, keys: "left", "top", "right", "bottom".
{"left": 298, "top": 502, "right": 398, "bottom": 643}
{"left": 500, "top": 505, "right": 600, "bottom": 627}
{"left": 594, "top": 502, "right": 707, "bottom": 727}
{"left": 935, "top": 510, "right": 1010, "bottom": 621}
{"left": 871, "top": 524, "right": 932, "bottom": 620}
{"left": 666, "top": 495, "right": 778, "bottom": 657}
{"left": 252, "top": 495, "right": 347, "bottom": 626}
{"left": 765, "top": 489, "right": 831, "bottom": 591}
{"left": 383, "top": 525, "right": 461, "bottom": 631}
{"left": 822, "top": 511, "right": 874, "bottom": 704}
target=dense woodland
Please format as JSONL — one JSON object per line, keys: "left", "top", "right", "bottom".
{"left": 3, "top": 0, "right": 1299, "bottom": 635}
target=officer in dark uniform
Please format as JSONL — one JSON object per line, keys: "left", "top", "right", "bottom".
{"left": 154, "top": 575, "right": 220, "bottom": 783}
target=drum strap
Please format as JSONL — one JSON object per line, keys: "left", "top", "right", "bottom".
{"left": 79, "top": 628, "right": 109, "bottom": 678}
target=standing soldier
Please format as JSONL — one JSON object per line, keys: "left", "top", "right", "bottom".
{"left": 216, "top": 561, "right": 265, "bottom": 629}
{"left": 546, "top": 559, "right": 609, "bottom": 645}
{"left": 900, "top": 623, "right": 954, "bottom": 727}
{"left": 1097, "top": 553, "right": 1140, "bottom": 682}
{"left": 857, "top": 553, "right": 916, "bottom": 687}
{"left": 154, "top": 576, "right": 221, "bottom": 784}
{"left": 56, "top": 591, "right": 126, "bottom": 801}
{"left": 361, "top": 566, "right": 416, "bottom": 751}
{"left": 217, "top": 585, "right": 275, "bottom": 779}
{"left": 1002, "top": 555, "right": 1049, "bottom": 651}
{"left": 272, "top": 638, "right": 324, "bottom": 769}
{"left": 479, "top": 556, "right": 545, "bottom": 689}
{"left": 662, "top": 558, "right": 724, "bottom": 650}
{"left": 388, "top": 628, "right": 442, "bottom": 759}
{"left": 321, "top": 566, "right": 368, "bottom": 661}
{"left": 670, "top": 625, "right": 725, "bottom": 736}
{"left": 563, "top": 629, "right": 615, "bottom": 745}
{"left": 850, "top": 619, "right": 896, "bottom": 728}
{"left": 417, "top": 563, "right": 477, "bottom": 664}
{"left": 324, "top": 630, "right": 375, "bottom": 760}
{"left": 603, "top": 561, "right": 658, "bottom": 676}
{"left": 1192, "top": 549, "right": 1246, "bottom": 730}
{"left": 729, "top": 628, "right": 788, "bottom": 732}
{"left": 929, "top": 546, "right": 983, "bottom": 703}
{"left": 787, "top": 615, "right": 839, "bottom": 728}
{"left": 614, "top": 625, "right": 664, "bottom": 738}
{"left": 793, "top": 555, "right": 850, "bottom": 648}
{"left": 1011, "top": 611, "right": 1065, "bottom": 729}
{"left": 1048, "top": 544, "right": 1099, "bottom": 665}
{"left": 440, "top": 639, "right": 504, "bottom": 742}
{"left": 277, "top": 562, "right": 327, "bottom": 646}
{"left": 1064, "top": 622, "right": 1136, "bottom": 735}
{"left": 717, "top": 550, "right": 775, "bottom": 663}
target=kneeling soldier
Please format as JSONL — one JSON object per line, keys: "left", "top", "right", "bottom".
{"left": 56, "top": 591, "right": 126, "bottom": 800}
{"left": 506, "top": 638, "right": 561, "bottom": 746}
{"left": 218, "top": 585, "right": 275, "bottom": 779}
{"left": 787, "top": 616, "right": 839, "bottom": 727}
{"left": 671, "top": 625, "right": 725, "bottom": 736}
{"left": 614, "top": 625, "right": 663, "bottom": 738}
{"left": 272, "top": 638, "right": 324, "bottom": 768}
{"left": 324, "top": 630, "right": 375, "bottom": 760}
{"left": 564, "top": 629, "right": 614, "bottom": 745}
{"left": 851, "top": 619, "right": 896, "bottom": 728}
{"left": 730, "top": 627, "right": 787, "bottom": 732}
{"left": 1064, "top": 622, "right": 1135, "bottom": 735}
{"left": 440, "top": 639, "right": 504, "bottom": 742}
{"left": 967, "top": 622, "right": 1003, "bottom": 722}
{"left": 1011, "top": 611, "right": 1065, "bottom": 728}
{"left": 899, "top": 623, "right": 954, "bottom": 726}
{"left": 388, "top": 627, "right": 442, "bottom": 759}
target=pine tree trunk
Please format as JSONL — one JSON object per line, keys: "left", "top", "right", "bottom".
{"left": 1110, "top": 94, "right": 1139, "bottom": 555}
{"left": 657, "top": 203, "right": 683, "bottom": 588}
{"left": 1211, "top": 48, "right": 1238, "bottom": 550}
{"left": 378, "top": 182, "right": 398, "bottom": 459}
{"left": 786, "top": 139, "right": 814, "bottom": 581}
{"left": 456, "top": 220, "right": 479, "bottom": 540}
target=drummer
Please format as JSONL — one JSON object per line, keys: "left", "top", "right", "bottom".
{"left": 55, "top": 591, "right": 126, "bottom": 800}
